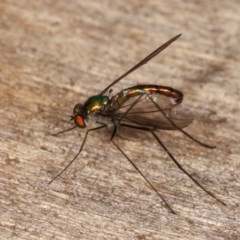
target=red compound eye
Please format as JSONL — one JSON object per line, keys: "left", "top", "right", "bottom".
{"left": 75, "top": 115, "right": 86, "bottom": 128}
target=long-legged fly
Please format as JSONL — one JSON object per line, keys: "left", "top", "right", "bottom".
{"left": 49, "top": 34, "right": 225, "bottom": 214}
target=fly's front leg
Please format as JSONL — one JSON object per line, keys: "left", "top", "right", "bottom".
{"left": 49, "top": 125, "right": 106, "bottom": 184}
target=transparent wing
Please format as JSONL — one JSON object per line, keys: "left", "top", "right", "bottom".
{"left": 114, "top": 93, "right": 193, "bottom": 130}
{"left": 100, "top": 34, "right": 181, "bottom": 95}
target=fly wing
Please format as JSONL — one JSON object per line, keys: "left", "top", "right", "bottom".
{"left": 115, "top": 93, "right": 193, "bottom": 130}
{"left": 100, "top": 34, "right": 181, "bottom": 95}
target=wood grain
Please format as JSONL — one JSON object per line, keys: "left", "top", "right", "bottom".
{"left": 0, "top": 1, "right": 239, "bottom": 239}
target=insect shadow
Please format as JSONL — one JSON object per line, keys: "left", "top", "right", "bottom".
{"left": 49, "top": 34, "right": 225, "bottom": 214}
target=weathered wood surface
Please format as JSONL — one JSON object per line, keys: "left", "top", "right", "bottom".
{"left": 0, "top": 1, "right": 239, "bottom": 239}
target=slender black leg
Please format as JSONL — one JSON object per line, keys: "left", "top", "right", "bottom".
{"left": 119, "top": 123, "right": 225, "bottom": 205}
{"left": 112, "top": 140, "right": 176, "bottom": 214}
{"left": 151, "top": 131, "right": 226, "bottom": 205}
{"left": 149, "top": 96, "right": 215, "bottom": 148}
{"left": 110, "top": 95, "right": 143, "bottom": 141}
{"left": 110, "top": 123, "right": 117, "bottom": 141}
{"left": 49, "top": 125, "right": 106, "bottom": 184}
{"left": 52, "top": 126, "right": 77, "bottom": 136}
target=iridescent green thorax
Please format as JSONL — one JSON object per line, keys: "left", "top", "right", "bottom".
{"left": 83, "top": 95, "right": 109, "bottom": 116}
{"left": 110, "top": 84, "right": 183, "bottom": 109}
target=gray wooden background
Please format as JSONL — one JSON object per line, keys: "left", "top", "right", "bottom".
{"left": 0, "top": 1, "right": 239, "bottom": 239}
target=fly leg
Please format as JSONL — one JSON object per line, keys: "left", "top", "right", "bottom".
{"left": 148, "top": 96, "right": 226, "bottom": 205}
{"left": 52, "top": 126, "right": 77, "bottom": 136}
{"left": 108, "top": 95, "right": 144, "bottom": 141}
{"left": 49, "top": 125, "right": 106, "bottom": 184}
{"left": 111, "top": 140, "right": 176, "bottom": 214}
{"left": 149, "top": 96, "right": 215, "bottom": 148}
{"left": 151, "top": 131, "right": 226, "bottom": 205}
